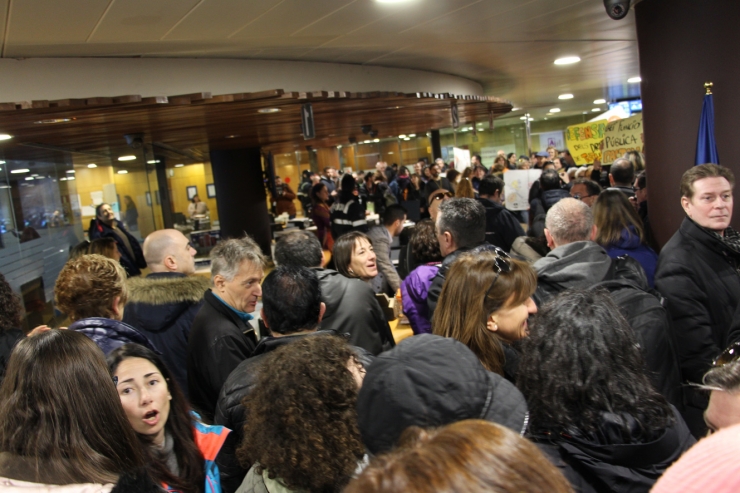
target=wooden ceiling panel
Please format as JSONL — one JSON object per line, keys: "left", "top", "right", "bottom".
{"left": 163, "top": 0, "right": 284, "bottom": 41}
{"left": 89, "top": 0, "right": 203, "bottom": 42}
{"left": 7, "top": 0, "right": 109, "bottom": 43}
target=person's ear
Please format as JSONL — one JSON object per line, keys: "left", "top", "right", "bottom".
{"left": 486, "top": 314, "right": 498, "bottom": 333}
{"left": 213, "top": 274, "right": 225, "bottom": 292}
{"left": 162, "top": 254, "right": 177, "bottom": 272}
{"left": 443, "top": 231, "right": 454, "bottom": 249}
{"left": 260, "top": 308, "right": 269, "bottom": 328}
{"left": 608, "top": 173, "right": 615, "bottom": 186}
{"left": 318, "top": 302, "right": 326, "bottom": 323}
{"left": 111, "top": 296, "right": 124, "bottom": 320}
{"left": 544, "top": 229, "right": 556, "bottom": 249}
{"left": 681, "top": 196, "right": 692, "bottom": 217}
{"left": 590, "top": 224, "right": 598, "bottom": 241}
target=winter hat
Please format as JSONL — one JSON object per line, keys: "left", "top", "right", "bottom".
{"left": 357, "top": 334, "right": 528, "bottom": 455}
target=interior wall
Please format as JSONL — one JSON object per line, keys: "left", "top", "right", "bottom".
{"left": 167, "top": 163, "right": 219, "bottom": 223}
{"left": 635, "top": 0, "right": 740, "bottom": 245}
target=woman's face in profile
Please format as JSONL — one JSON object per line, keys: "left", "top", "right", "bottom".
{"left": 487, "top": 295, "right": 538, "bottom": 343}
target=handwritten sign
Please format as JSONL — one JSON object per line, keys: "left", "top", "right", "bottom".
{"left": 453, "top": 147, "right": 471, "bottom": 170}
{"left": 565, "top": 120, "right": 607, "bottom": 165}
{"left": 504, "top": 169, "right": 542, "bottom": 211}
{"left": 600, "top": 113, "right": 643, "bottom": 163}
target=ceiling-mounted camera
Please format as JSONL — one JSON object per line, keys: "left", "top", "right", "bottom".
{"left": 361, "top": 125, "right": 372, "bottom": 135}
{"left": 604, "top": 0, "right": 632, "bottom": 20}
{"left": 124, "top": 133, "right": 144, "bottom": 149}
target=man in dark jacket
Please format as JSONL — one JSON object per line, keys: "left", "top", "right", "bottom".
{"left": 529, "top": 169, "right": 570, "bottom": 225}
{"left": 187, "top": 236, "right": 265, "bottom": 421}
{"left": 213, "top": 265, "right": 373, "bottom": 493}
{"left": 88, "top": 202, "right": 146, "bottom": 276}
{"left": 656, "top": 164, "right": 740, "bottom": 436}
{"left": 534, "top": 198, "right": 683, "bottom": 415}
{"left": 427, "top": 198, "right": 486, "bottom": 315}
{"left": 356, "top": 334, "right": 528, "bottom": 456}
{"left": 273, "top": 230, "right": 395, "bottom": 354}
{"left": 423, "top": 162, "right": 454, "bottom": 199}
{"left": 606, "top": 157, "right": 636, "bottom": 199}
{"left": 476, "top": 175, "right": 524, "bottom": 252}
{"left": 122, "top": 229, "right": 209, "bottom": 398}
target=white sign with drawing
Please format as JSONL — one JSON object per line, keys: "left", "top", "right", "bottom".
{"left": 453, "top": 147, "right": 471, "bottom": 170}
{"left": 504, "top": 169, "right": 541, "bottom": 211}
{"left": 537, "top": 131, "right": 565, "bottom": 151}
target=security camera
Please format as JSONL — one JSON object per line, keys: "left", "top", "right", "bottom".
{"left": 369, "top": 130, "right": 378, "bottom": 138}
{"left": 124, "top": 133, "right": 144, "bottom": 149}
{"left": 604, "top": 0, "right": 631, "bottom": 20}
{"left": 361, "top": 125, "right": 372, "bottom": 135}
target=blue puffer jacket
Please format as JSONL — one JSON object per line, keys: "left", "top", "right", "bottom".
{"left": 603, "top": 226, "right": 658, "bottom": 288}
{"left": 69, "top": 317, "right": 160, "bottom": 355}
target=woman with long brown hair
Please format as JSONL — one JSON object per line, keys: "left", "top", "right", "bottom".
{"left": 432, "top": 248, "right": 537, "bottom": 379}
{"left": 0, "top": 330, "right": 148, "bottom": 490}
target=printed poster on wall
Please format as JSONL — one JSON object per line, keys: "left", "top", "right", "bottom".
{"left": 453, "top": 147, "right": 471, "bottom": 170}
{"left": 565, "top": 120, "right": 607, "bottom": 166}
{"left": 538, "top": 131, "right": 565, "bottom": 151}
{"left": 600, "top": 113, "right": 643, "bottom": 164}
{"left": 504, "top": 169, "right": 542, "bottom": 211}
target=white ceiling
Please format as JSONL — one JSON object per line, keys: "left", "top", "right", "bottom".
{"left": 0, "top": 0, "right": 641, "bottom": 123}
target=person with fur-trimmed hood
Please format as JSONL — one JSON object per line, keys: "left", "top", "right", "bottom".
{"left": 122, "top": 229, "right": 209, "bottom": 398}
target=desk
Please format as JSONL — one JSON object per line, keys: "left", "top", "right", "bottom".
{"left": 389, "top": 318, "right": 414, "bottom": 343}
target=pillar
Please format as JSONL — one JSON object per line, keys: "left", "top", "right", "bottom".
{"left": 209, "top": 148, "right": 272, "bottom": 256}
{"left": 635, "top": 0, "right": 740, "bottom": 245}
{"left": 153, "top": 156, "right": 174, "bottom": 229}
{"left": 431, "top": 130, "right": 442, "bottom": 160}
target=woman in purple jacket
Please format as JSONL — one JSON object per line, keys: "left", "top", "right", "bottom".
{"left": 401, "top": 220, "right": 443, "bottom": 334}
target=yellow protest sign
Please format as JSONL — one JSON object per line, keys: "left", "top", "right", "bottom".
{"left": 565, "top": 120, "right": 607, "bottom": 165}
{"left": 600, "top": 114, "right": 643, "bottom": 163}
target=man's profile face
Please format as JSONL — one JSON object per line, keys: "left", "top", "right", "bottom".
{"left": 570, "top": 184, "right": 597, "bottom": 207}
{"left": 634, "top": 178, "right": 648, "bottom": 205}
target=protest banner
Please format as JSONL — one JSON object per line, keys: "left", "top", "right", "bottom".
{"left": 504, "top": 169, "right": 542, "bottom": 211}
{"left": 600, "top": 113, "right": 643, "bottom": 163}
{"left": 453, "top": 147, "right": 471, "bottom": 170}
{"left": 565, "top": 120, "right": 607, "bottom": 165}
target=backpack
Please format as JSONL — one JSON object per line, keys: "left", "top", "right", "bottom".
{"left": 591, "top": 259, "right": 685, "bottom": 413}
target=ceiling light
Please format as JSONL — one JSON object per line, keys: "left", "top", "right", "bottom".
{"left": 257, "top": 108, "right": 281, "bottom": 114}
{"left": 66, "top": 170, "right": 75, "bottom": 174}
{"left": 0, "top": 161, "right": 5, "bottom": 164}
{"left": 583, "top": 111, "right": 589, "bottom": 114}
{"left": 66, "top": 176, "right": 75, "bottom": 180}
{"left": 519, "top": 116, "right": 527, "bottom": 120}
{"left": 592, "top": 108, "right": 602, "bottom": 112}
{"left": 546, "top": 113, "right": 553, "bottom": 116}
{"left": 403, "top": 137, "right": 411, "bottom": 141}
{"left": 409, "top": 134, "right": 416, "bottom": 137}
{"left": 377, "top": 0, "right": 412, "bottom": 3}
{"left": 373, "top": 139, "right": 380, "bottom": 143}
{"left": 594, "top": 99, "right": 606, "bottom": 104}
{"left": 511, "top": 107, "right": 521, "bottom": 111}
{"left": 24, "top": 177, "right": 34, "bottom": 181}
{"left": 558, "top": 94, "right": 574, "bottom": 100}
{"left": 117, "top": 170, "right": 128, "bottom": 174}
{"left": 88, "top": 163, "right": 97, "bottom": 168}
{"left": 147, "top": 160, "right": 160, "bottom": 164}
{"left": 34, "top": 118, "right": 73, "bottom": 124}
{"left": 118, "top": 155, "right": 136, "bottom": 161}
{"left": 554, "top": 56, "right": 581, "bottom": 65}
{"left": 59, "top": 177, "right": 67, "bottom": 181}
{"left": 31, "top": 174, "right": 39, "bottom": 177}
{"left": 10, "top": 169, "right": 29, "bottom": 174}
{"left": 337, "top": 145, "right": 342, "bottom": 149}
{"left": 174, "top": 164, "right": 184, "bottom": 168}
{"left": 549, "top": 108, "right": 561, "bottom": 113}
{"left": 398, "top": 134, "right": 407, "bottom": 139}
{"left": 628, "top": 76, "right": 642, "bottom": 83}
{"left": 0, "top": 134, "right": 12, "bottom": 141}
{"left": 225, "top": 135, "right": 239, "bottom": 139}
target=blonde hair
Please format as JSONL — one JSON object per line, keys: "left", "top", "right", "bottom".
{"left": 54, "top": 254, "right": 128, "bottom": 321}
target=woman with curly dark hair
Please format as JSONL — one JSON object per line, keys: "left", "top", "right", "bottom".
{"left": 236, "top": 334, "right": 365, "bottom": 493}
{"left": 400, "top": 220, "right": 443, "bottom": 334}
{"left": 517, "top": 289, "right": 695, "bottom": 493}
{"left": 0, "top": 272, "right": 23, "bottom": 384}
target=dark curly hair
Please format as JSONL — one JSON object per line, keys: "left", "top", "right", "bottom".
{"left": 517, "top": 289, "right": 674, "bottom": 437}
{"left": 237, "top": 335, "right": 364, "bottom": 492}
{"left": 409, "top": 219, "right": 442, "bottom": 264}
{"left": 0, "top": 273, "right": 22, "bottom": 332}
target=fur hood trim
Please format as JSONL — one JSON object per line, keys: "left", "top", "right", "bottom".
{"left": 126, "top": 275, "right": 210, "bottom": 305}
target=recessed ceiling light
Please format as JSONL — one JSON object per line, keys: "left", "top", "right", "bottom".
{"left": 118, "top": 155, "right": 136, "bottom": 161}
{"left": 398, "top": 134, "right": 407, "bottom": 139}
{"left": 519, "top": 116, "right": 527, "bottom": 120}
{"left": 87, "top": 163, "right": 97, "bottom": 168}
{"left": 594, "top": 99, "right": 606, "bottom": 104}
{"left": 117, "top": 170, "right": 128, "bottom": 174}
{"left": 337, "top": 145, "right": 342, "bottom": 149}
{"left": 376, "top": 0, "right": 412, "bottom": 3}
{"left": 24, "top": 177, "right": 34, "bottom": 181}
{"left": 174, "top": 164, "right": 184, "bottom": 168}
{"left": 628, "top": 76, "right": 642, "bottom": 83}
{"left": 373, "top": 139, "right": 380, "bottom": 143}
{"left": 0, "top": 161, "right": 5, "bottom": 164}
{"left": 66, "top": 170, "right": 75, "bottom": 174}
{"left": 554, "top": 56, "right": 581, "bottom": 65}
{"left": 403, "top": 137, "right": 411, "bottom": 141}
{"left": 546, "top": 113, "right": 553, "bottom": 116}
{"left": 549, "top": 108, "right": 561, "bottom": 113}
{"left": 10, "top": 169, "right": 29, "bottom": 174}
{"left": 558, "top": 94, "right": 574, "bottom": 100}
{"left": 592, "top": 108, "right": 602, "bottom": 112}
{"left": 66, "top": 176, "right": 75, "bottom": 181}
{"left": 60, "top": 177, "right": 67, "bottom": 181}
{"left": 34, "top": 118, "right": 74, "bottom": 124}
{"left": 31, "top": 174, "right": 39, "bottom": 177}
{"left": 511, "top": 107, "right": 521, "bottom": 111}
{"left": 225, "top": 135, "right": 239, "bottom": 139}
{"left": 0, "top": 134, "right": 12, "bottom": 141}
{"left": 409, "top": 134, "right": 416, "bottom": 137}
{"left": 257, "top": 108, "right": 281, "bottom": 114}
{"left": 147, "top": 160, "right": 160, "bottom": 164}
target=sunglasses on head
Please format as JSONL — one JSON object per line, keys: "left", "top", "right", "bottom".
{"left": 713, "top": 342, "right": 740, "bottom": 367}
{"left": 483, "top": 249, "right": 512, "bottom": 304}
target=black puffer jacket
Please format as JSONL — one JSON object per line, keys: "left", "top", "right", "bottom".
{"left": 314, "top": 268, "right": 394, "bottom": 355}
{"left": 87, "top": 218, "right": 146, "bottom": 277}
{"left": 532, "top": 406, "right": 695, "bottom": 493}
{"left": 476, "top": 197, "right": 525, "bottom": 252}
{"left": 426, "top": 246, "right": 476, "bottom": 316}
{"left": 122, "top": 272, "right": 210, "bottom": 398}
{"left": 213, "top": 330, "right": 373, "bottom": 493}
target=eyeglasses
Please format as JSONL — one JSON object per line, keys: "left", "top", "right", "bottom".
{"left": 713, "top": 342, "right": 740, "bottom": 367}
{"left": 571, "top": 193, "right": 593, "bottom": 201}
{"left": 483, "top": 249, "right": 512, "bottom": 308}
{"left": 633, "top": 186, "right": 643, "bottom": 192}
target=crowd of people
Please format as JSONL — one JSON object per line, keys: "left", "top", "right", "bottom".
{"left": 0, "top": 153, "right": 739, "bottom": 492}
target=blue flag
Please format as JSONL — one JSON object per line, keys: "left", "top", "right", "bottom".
{"left": 695, "top": 93, "right": 719, "bottom": 166}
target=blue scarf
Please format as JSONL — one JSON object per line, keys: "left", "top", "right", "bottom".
{"left": 212, "top": 292, "right": 254, "bottom": 323}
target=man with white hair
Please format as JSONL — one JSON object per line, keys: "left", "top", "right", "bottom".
{"left": 123, "top": 229, "right": 207, "bottom": 397}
